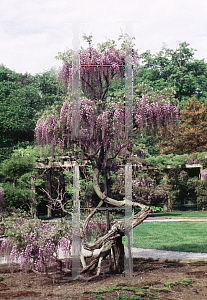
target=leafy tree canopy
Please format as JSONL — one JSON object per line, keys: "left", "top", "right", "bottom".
{"left": 136, "top": 42, "right": 207, "bottom": 104}
{"left": 0, "top": 65, "right": 64, "bottom": 162}
{"left": 156, "top": 97, "right": 207, "bottom": 155}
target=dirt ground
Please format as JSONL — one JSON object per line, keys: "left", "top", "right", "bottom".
{"left": 1, "top": 257, "right": 207, "bottom": 300}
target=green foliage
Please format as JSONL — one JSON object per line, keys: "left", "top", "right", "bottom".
{"left": 33, "top": 67, "right": 64, "bottom": 106}
{"left": 198, "top": 152, "right": 207, "bottom": 168}
{"left": 145, "top": 153, "right": 189, "bottom": 170}
{"left": 0, "top": 68, "right": 39, "bottom": 161}
{"left": 143, "top": 152, "right": 206, "bottom": 209}
{"left": 0, "top": 65, "right": 64, "bottom": 162}
{"left": 135, "top": 136, "right": 161, "bottom": 156}
{"left": 0, "top": 149, "right": 44, "bottom": 212}
{"left": 63, "top": 164, "right": 99, "bottom": 211}
{"left": 112, "top": 158, "right": 172, "bottom": 209}
{"left": 0, "top": 183, "right": 32, "bottom": 209}
{"left": 137, "top": 42, "right": 207, "bottom": 102}
{"left": 164, "top": 281, "right": 177, "bottom": 288}
{"left": 195, "top": 181, "right": 207, "bottom": 210}
{"left": 164, "top": 278, "right": 193, "bottom": 288}
{"left": 150, "top": 206, "right": 163, "bottom": 213}
{"left": 180, "top": 278, "right": 194, "bottom": 285}
{"left": 84, "top": 284, "right": 150, "bottom": 300}
{"left": 134, "top": 290, "right": 147, "bottom": 296}
{"left": 148, "top": 293, "right": 161, "bottom": 299}
{"left": 0, "top": 154, "right": 35, "bottom": 182}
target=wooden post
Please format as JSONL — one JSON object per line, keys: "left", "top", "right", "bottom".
{"left": 60, "top": 171, "right": 65, "bottom": 217}
{"left": 125, "top": 164, "right": 133, "bottom": 278}
{"left": 105, "top": 165, "right": 112, "bottom": 273}
{"left": 47, "top": 168, "right": 52, "bottom": 218}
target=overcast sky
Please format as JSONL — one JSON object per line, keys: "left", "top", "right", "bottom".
{"left": 1, "top": 0, "right": 207, "bottom": 75}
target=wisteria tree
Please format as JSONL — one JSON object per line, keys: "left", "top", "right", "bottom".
{"left": 35, "top": 34, "right": 179, "bottom": 278}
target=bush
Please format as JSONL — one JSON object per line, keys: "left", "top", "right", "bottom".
{"left": 0, "top": 213, "right": 72, "bottom": 273}
{"left": 195, "top": 181, "right": 207, "bottom": 210}
{"left": 0, "top": 210, "right": 109, "bottom": 276}
{"left": 150, "top": 206, "right": 163, "bottom": 213}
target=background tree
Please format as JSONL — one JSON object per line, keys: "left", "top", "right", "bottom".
{"left": 33, "top": 67, "right": 64, "bottom": 107}
{"left": 0, "top": 65, "right": 64, "bottom": 162}
{"left": 195, "top": 169, "right": 207, "bottom": 210}
{"left": 157, "top": 97, "right": 207, "bottom": 155}
{"left": 0, "top": 148, "right": 44, "bottom": 216}
{"left": 136, "top": 42, "right": 207, "bottom": 104}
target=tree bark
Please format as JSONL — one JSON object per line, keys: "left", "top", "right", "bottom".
{"left": 93, "top": 167, "right": 146, "bottom": 209}
{"left": 163, "top": 195, "right": 173, "bottom": 211}
{"left": 78, "top": 164, "right": 152, "bottom": 277}
{"left": 112, "top": 236, "right": 124, "bottom": 273}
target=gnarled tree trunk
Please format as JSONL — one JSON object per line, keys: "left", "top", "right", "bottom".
{"left": 79, "top": 166, "right": 152, "bottom": 276}
{"left": 112, "top": 236, "right": 124, "bottom": 273}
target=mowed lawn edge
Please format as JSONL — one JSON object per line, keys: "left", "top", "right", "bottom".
{"left": 133, "top": 221, "right": 207, "bottom": 253}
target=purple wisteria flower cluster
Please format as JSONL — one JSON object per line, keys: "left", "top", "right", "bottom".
{"left": 0, "top": 217, "right": 72, "bottom": 274}
{"left": 134, "top": 95, "right": 178, "bottom": 135}
{"left": 34, "top": 98, "right": 126, "bottom": 155}
{"left": 0, "top": 213, "right": 108, "bottom": 276}
{"left": 57, "top": 46, "right": 139, "bottom": 91}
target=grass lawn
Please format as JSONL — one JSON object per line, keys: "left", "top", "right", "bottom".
{"left": 111, "top": 210, "right": 207, "bottom": 220}
{"left": 149, "top": 210, "right": 207, "bottom": 218}
{"left": 133, "top": 221, "right": 207, "bottom": 253}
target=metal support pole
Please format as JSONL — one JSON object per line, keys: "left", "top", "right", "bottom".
{"left": 72, "top": 164, "right": 80, "bottom": 278}
{"left": 125, "top": 163, "right": 133, "bottom": 278}
{"left": 124, "top": 22, "right": 133, "bottom": 278}
{"left": 71, "top": 23, "right": 81, "bottom": 278}
{"left": 105, "top": 166, "right": 112, "bottom": 272}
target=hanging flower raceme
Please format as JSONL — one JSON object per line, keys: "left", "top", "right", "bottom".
{"left": 57, "top": 45, "right": 139, "bottom": 99}
{"left": 34, "top": 98, "right": 126, "bottom": 155}
{"left": 0, "top": 217, "right": 72, "bottom": 274}
{"left": 34, "top": 114, "right": 59, "bottom": 146}
{"left": 134, "top": 94, "right": 178, "bottom": 136}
